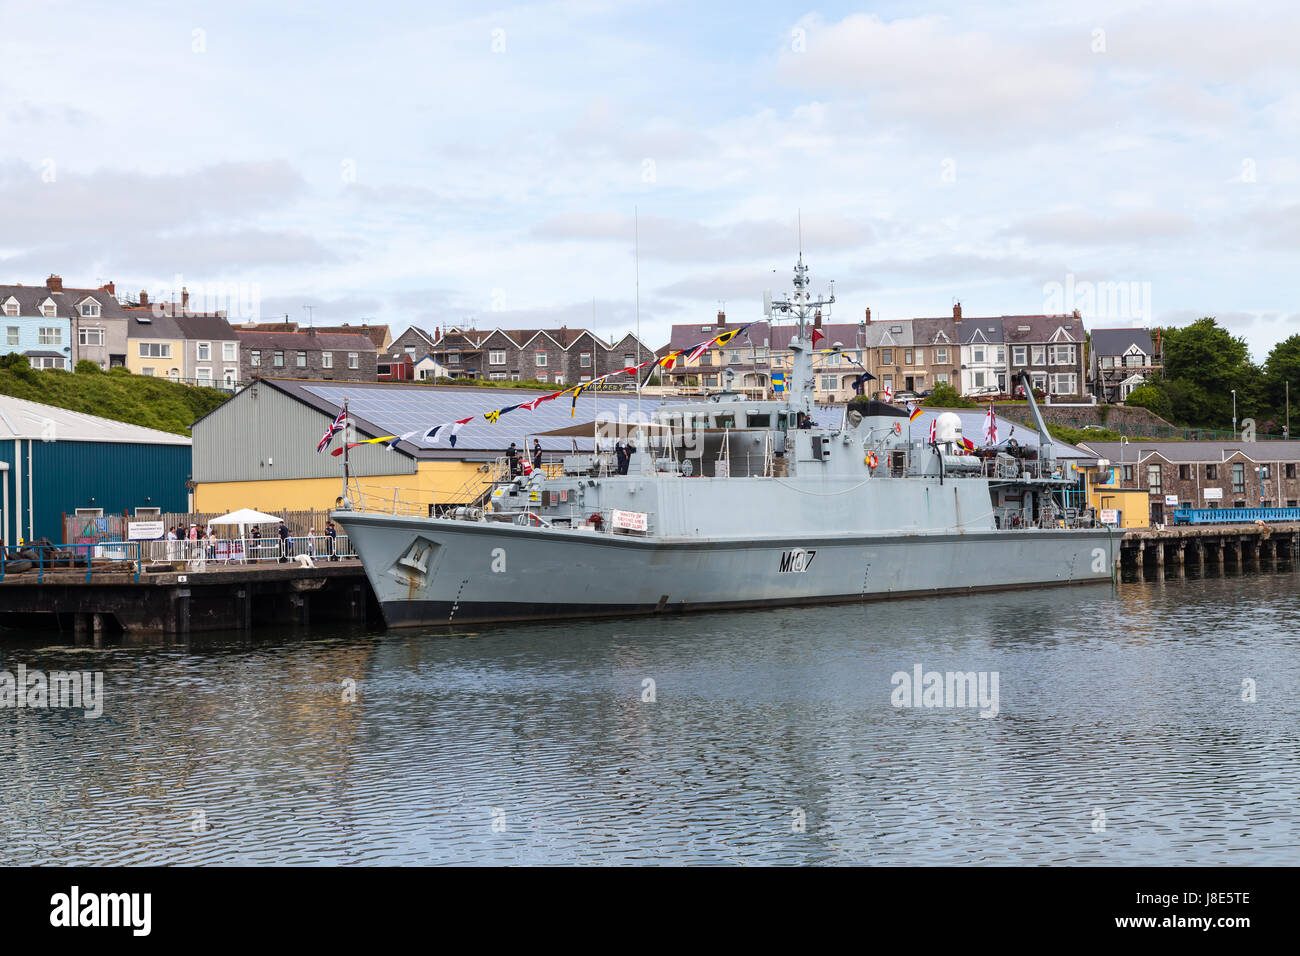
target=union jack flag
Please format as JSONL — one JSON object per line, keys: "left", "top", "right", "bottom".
{"left": 316, "top": 406, "right": 347, "bottom": 453}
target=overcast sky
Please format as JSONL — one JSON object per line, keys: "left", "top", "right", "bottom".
{"left": 2, "top": 1, "right": 1297, "bottom": 359}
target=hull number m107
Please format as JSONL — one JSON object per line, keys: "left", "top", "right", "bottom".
{"left": 778, "top": 548, "right": 817, "bottom": 573}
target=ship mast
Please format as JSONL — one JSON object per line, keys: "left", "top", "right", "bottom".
{"left": 767, "top": 253, "right": 834, "bottom": 415}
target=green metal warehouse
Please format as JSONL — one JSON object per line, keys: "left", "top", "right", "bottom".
{"left": 0, "top": 394, "right": 192, "bottom": 545}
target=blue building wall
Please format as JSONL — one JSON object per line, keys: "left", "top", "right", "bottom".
{"left": 2, "top": 316, "right": 74, "bottom": 367}
{"left": 0, "top": 440, "right": 191, "bottom": 544}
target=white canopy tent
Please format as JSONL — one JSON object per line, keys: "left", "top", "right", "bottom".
{"left": 204, "top": 508, "right": 285, "bottom": 564}
{"left": 206, "top": 508, "right": 283, "bottom": 536}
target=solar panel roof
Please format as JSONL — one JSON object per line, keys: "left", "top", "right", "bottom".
{"left": 294, "top": 380, "right": 691, "bottom": 454}
{"left": 243, "top": 378, "right": 1090, "bottom": 461}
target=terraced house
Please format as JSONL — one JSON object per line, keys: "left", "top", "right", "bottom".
{"left": 234, "top": 328, "right": 379, "bottom": 381}
{"left": 123, "top": 303, "right": 184, "bottom": 379}
{"left": 1, "top": 274, "right": 130, "bottom": 369}
{"left": 121, "top": 290, "right": 242, "bottom": 387}
{"left": 959, "top": 308, "right": 1008, "bottom": 395}
{"left": 421, "top": 325, "right": 653, "bottom": 384}
{"left": 1001, "top": 313, "right": 1086, "bottom": 398}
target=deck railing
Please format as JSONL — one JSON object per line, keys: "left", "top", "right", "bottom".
{"left": 1, "top": 542, "right": 144, "bottom": 584}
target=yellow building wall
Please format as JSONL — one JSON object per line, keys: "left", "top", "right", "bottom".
{"left": 1087, "top": 484, "right": 1150, "bottom": 528}
{"left": 193, "top": 460, "right": 485, "bottom": 514}
{"left": 127, "top": 339, "right": 185, "bottom": 377}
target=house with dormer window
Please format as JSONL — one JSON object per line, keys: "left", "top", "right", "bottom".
{"left": 1002, "top": 312, "right": 1086, "bottom": 398}
{"left": 959, "top": 310, "right": 1008, "bottom": 396}
{"left": 1089, "top": 327, "right": 1160, "bottom": 403}
{"left": 0, "top": 274, "right": 130, "bottom": 370}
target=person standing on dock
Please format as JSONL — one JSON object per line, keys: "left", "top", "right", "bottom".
{"left": 166, "top": 526, "right": 178, "bottom": 561}
{"left": 325, "top": 519, "right": 338, "bottom": 561}
{"left": 277, "top": 521, "right": 291, "bottom": 563}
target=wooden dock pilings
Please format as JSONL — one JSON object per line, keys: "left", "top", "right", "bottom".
{"left": 1118, "top": 522, "right": 1300, "bottom": 572}
{"left": 0, "top": 561, "right": 376, "bottom": 640}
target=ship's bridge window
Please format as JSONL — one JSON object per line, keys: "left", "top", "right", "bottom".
{"left": 713, "top": 413, "right": 735, "bottom": 429}
{"left": 747, "top": 413, "right": 771, "bottom": 428}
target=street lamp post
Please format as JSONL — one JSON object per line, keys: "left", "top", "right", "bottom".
{"left": 1231, "top": 389, "right": 1237, "bottom": 437}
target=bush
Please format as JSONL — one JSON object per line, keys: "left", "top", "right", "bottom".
{"left": 1124, "top": 382, "right": 1172, "bottom": 420}
{"left": 922, "top": 382, "right": 977, "bottom": 408}
{"left": 75, "top": 359, "right": 102, "bottom": 374}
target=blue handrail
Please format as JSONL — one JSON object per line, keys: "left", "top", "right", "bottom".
{"left": 0, "top": 541, "right": 143, "bottom": 584}
{"left": 1171, "top": 506, "right": 1300, "bottom": 526}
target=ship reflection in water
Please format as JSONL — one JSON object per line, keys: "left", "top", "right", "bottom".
{"left": 1, "top": 567, "right": 1297, "bottom": 865}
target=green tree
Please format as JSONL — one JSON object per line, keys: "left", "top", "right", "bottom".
{"left": 921, "top": 382, "right": 976, "bottom": 408}
{"left": 1262, "top": 333, "right": 1300, "bottom": 427}
{"left": 1158, "top": 318, "right": 1260, "bottom": 428}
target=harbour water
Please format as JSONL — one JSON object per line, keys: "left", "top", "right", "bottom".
{"left": 2, "top": 567, "right": 1297, "bottom": 865}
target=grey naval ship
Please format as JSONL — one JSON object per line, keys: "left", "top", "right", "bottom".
{"left": 335, "top": 257, "right": 1118, "bottom": 627}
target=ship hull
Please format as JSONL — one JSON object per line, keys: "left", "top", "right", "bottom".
{"left": 335, "top": 513, "right": 1120, "bottom": 627}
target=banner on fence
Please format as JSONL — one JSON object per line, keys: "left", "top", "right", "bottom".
{"left": 127, "top": 521, "right": 165, "bottom": 540}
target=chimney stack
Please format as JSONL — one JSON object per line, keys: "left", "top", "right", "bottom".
{"left": 814, "top": 309, "right": 822, "bottom": 329}
{"left": 560, "top": 324, "right": 568, "bottom": 346}
{"left": 717, "top": 309, "right": 726, "bottom": 326}
{"left": 100, "top": 281, "right": 115, "bottom": 295}
{"left": 864, "top": 307, "right": 871, "bottom": 325}
{"left": 139, "top": 290, "right": 149, "bottom": 307}
{"left": 46, "top": 274, "right": 63, "bottom": 292}
{"left": 953, "top": 302, "right": 962, "bottom": 322}
{"left": 181, "top": 287, "right": 190, "bottom": 311}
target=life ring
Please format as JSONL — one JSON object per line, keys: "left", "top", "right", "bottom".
{"left": 867, "top": 451, "right": 879, "bottom": 470}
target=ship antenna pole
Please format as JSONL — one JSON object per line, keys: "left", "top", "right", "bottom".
{"left": 634, "top": 207, "right": 643, "bottom": 424}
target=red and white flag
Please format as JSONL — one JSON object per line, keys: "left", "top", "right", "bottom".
{"left": 928, "top": 417, "right": 937, "bottom": 444}
{"left": 882, "top": 382, "right": 893, "bottom": 403}
{"left": 316, "top": 406, "right": 347, "bottom": 453}
{"left": 984, "top": 404, "right": 998, "bottom": 445}
{"left": 811, "top": 327, "right": 825, "bottom": 347}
